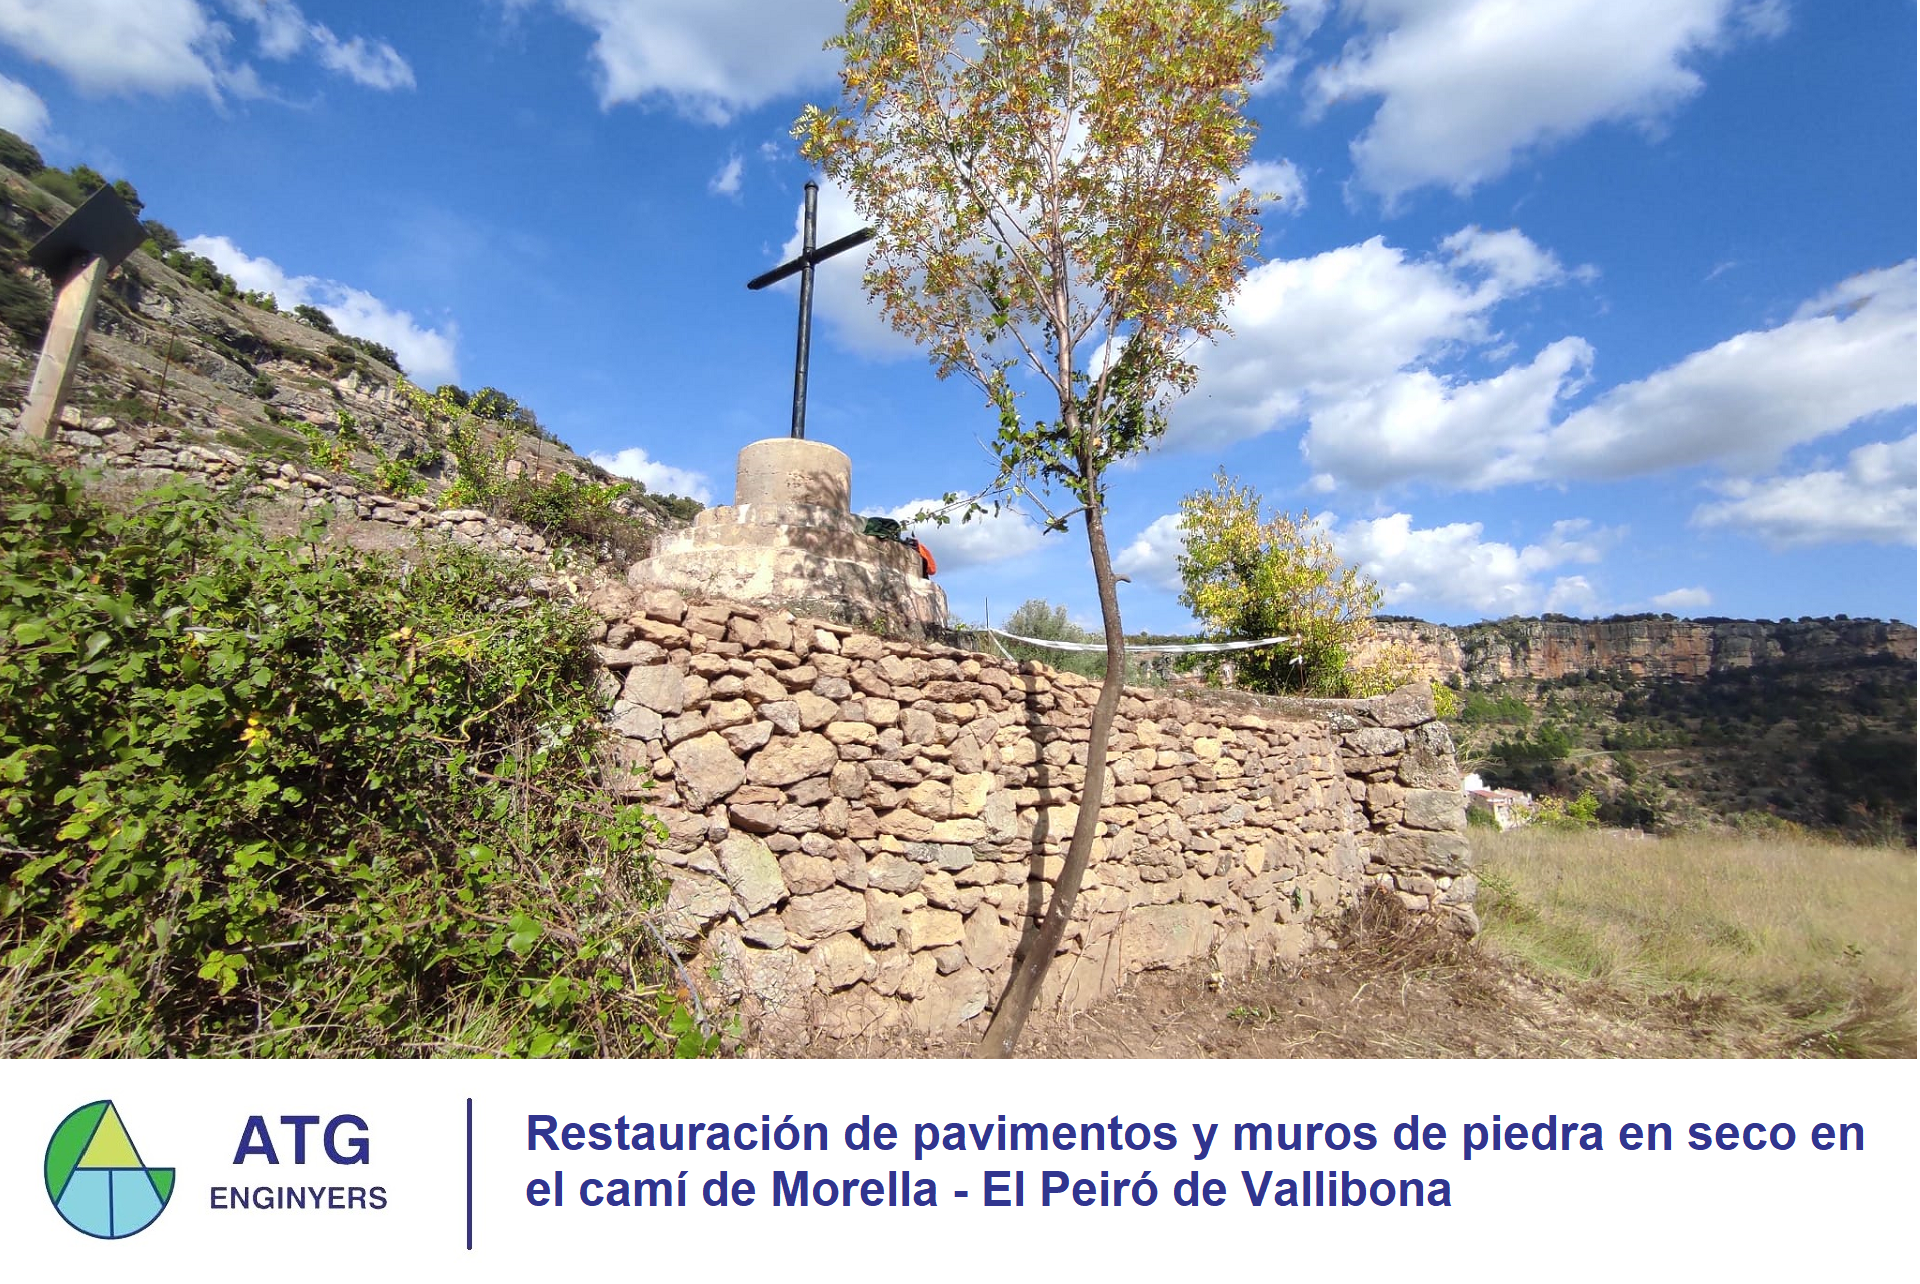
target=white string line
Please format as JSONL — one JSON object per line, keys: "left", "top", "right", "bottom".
{"left": 979, "top": 627, "right": 1299, "bottom": 656}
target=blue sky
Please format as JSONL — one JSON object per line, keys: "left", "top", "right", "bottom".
{"left": 1, "top": 1, "right": 1912, "bottom": 631}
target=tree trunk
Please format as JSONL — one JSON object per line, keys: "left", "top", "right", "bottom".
{"left": 977, "top": 495, "right": 1127, "bottom": 1057}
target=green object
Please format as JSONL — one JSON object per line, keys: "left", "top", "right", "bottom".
{"left": 863, "top": 516, "right": 905, "bottom": 540}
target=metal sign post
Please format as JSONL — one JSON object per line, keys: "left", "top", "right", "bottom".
{"left": 746, "top": 181, "right": 875, "bottom": 440}
{"left": 17, "top": 186, "right": 146, "bottom": 442}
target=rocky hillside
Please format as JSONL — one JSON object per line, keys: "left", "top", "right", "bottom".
{"left": 1355, "top": 614, "right": 1916, "bottom": 841}
{"left": 0, "top": 138, "right": 700, "bottom": 559}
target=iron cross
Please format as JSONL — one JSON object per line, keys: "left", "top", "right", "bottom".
{"left": 747, "top": 181, "right": 876, "bottom": 440}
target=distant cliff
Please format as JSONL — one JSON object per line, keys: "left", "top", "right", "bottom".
{"left": 1365, "top": 616, "right": 1916, "bottom": 685}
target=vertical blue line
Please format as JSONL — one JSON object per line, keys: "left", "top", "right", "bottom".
{"left": 465, "top": 1097, "right": 473, "bottom": 1250}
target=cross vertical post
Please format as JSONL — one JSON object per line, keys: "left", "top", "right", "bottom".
{"left": 746, "top": 182, "right": 876, "bottom": 442}
{"left": 791, "top": 182, "right": 818, "bottom": 439}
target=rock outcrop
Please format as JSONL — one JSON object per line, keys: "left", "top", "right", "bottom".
{"left": 1369, "top": 615, "right": 1914, "bottom": 685}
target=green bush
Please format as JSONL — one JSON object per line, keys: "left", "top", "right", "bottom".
{"left": 141, "top": 220, "right": 183, "bottom": 254}
{"left": 0, "top": 269, "right": 49, "bottom": 342}
{"left": 469, "top": 386, "right": 520, "bottom": 421}
{"left": 293, "top": 304, "right": 338, "bottom": 335}
{"left": 0, "top": 450, "right": 701, "bottom": 1057}
{"left": 502, "top": 471, "right": 656, "bottom": 563}
{"left": 29, "top": 168, "right": 89, "bottom": 208}
{"left": 0, "top": 128, "right": 42, "bottom": 176}
{"left": 346, "top": 334, "right": 401, "bottom": 370}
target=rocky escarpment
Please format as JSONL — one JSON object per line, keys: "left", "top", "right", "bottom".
{"left": 1372, "top": 616, "right": 1915, "bottom": 685}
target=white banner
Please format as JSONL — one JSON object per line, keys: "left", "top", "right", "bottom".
{"left": 0, "top": 1058, "right": 1910, "bottom": 1281}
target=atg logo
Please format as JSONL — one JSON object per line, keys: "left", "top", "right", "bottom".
{"left": 45, "top": 1101, "right": 174, "bottom": 1239}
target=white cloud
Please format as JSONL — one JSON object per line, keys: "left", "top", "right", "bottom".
{"left": 1175, "top": 228, "right": 1566, "bottom": 450}
{"left": 1113, "top": 513, "right": 1187, "bottom": 592}
{"left": 1543, "top": 575, "right": 1601, "bottom": 616}
{"left": 551, "top": 0, "right": 841, "bottom": 124}
{"left": 869, "top": 497, "right": 1044, "bottom": 572}
{"left": 1310, "top": 0, "right": 1783, "bottom": 201}
{"left": 1651, "top": 586, "right": 1713, "bottom": 611}
{"left": 1691, "top": 434, "right": 1917, "bottom": 548}
{"left": 1442, "top": 224, "right": 1584, "bottom": 292}
{"left": 0, "top": 0, "right": 225, "bottom": 96}
{"left": 1235, "top": 159, "right": 1307, "bottom": 213}
{"left": 1203, "top": 254, "right": 1915, "bottom": 496}
{"left": 306, "top": 26, "right": 415, "bottom": 90}
{"left": 1331, "top": 512, "right": 1617, "bottom": 616}
{"left": 708, "top": 151, "right": 743, "bottom": 198}
{"left": 185, "top": 234, "right": 460, "bottom": 384}
{"left": 1542, "top": 261, "right": 1916, "bottom": 478}
{"left": 590, "top": 446, "right": 714, "bottom": 503}
{"left": 1303, "top": 336, "right": 1594, "bottom": 491}
{"left": 228, "top": 0, "right": 305, "bottom": 58}
{"left": 0, "top": 72, "right": 48, "bottom": 140}
{"left": 0, "top": 2, "right": 414, "bottom": 100}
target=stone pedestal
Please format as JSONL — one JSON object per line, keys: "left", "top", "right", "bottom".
{"left": 627, "top": 438, "right": 948, "bottom": 633}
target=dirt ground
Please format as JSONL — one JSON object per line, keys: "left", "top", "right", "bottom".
{"left": 810, "top": 895, "right": 1782, "bottom": 1060}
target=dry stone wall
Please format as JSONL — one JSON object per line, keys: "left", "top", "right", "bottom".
{"left": 38, "top": 412, "right": 561, "bottom": 558}
{"left": 582, "top": 585, "right": 1471, "bottom": 1049}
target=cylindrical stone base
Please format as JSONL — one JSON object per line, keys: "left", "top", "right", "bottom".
{"left": 735, "top": 438, "right": 852, "bottom": 510}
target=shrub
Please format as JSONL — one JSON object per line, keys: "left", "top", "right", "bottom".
{"left": 0, "top": 128, "right": 42, "bottom": 176}
{"left": 469, "top": 386, "right": 520, "bottom": 421}
{"left": 249, "top": 373, "right": 276, "bottom": 400}
{"left": 293, "top": 304, "right": 338, "bottom": 334}
{"left": 29, "top": 168, "right": 88, "bottom": 208}
{"left": 502, "top": 471, "right": 657, "bottom": 563}
{"left": 0, "top": 269, "right": 49, "bottom": 342}
{"left": 346, "top": 334, "right": 401, "bottom": 370}
{"left": 140, "top": 219, "right": 183, "bottom": 254}
{"left": 0, "top": 450, "right": 699, "bottom": 1056}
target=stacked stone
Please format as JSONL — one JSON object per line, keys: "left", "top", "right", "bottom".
{"left": 1308, "top": 688, "right": 1477, "bottom": 933}
{"left": 587, "top": 583, "right": 1415, "bottom": 1048}
{"left": 44, "top": 415, "right": 552, "bottom": 558}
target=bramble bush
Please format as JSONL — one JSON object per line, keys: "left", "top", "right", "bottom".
{"left": 0, "top": 449, "right": 710, "bottom": 1057}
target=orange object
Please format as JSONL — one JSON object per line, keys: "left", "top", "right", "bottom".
{"left": 917, "top": 541, "right": 937, "bottom": 577}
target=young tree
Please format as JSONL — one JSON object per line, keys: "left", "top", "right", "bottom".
{"left": 1176, "top": 470, "right": 1381, "bottom": 696}
{"left": 799, "top": 0, "right": 1277, "bottom": 1056}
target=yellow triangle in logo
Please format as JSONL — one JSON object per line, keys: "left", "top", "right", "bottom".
{"left": 76, "top": 1104, "right": 141, "bottom": 1169}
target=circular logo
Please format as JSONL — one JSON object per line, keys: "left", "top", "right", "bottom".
{"left": 44, "top": 1101, "right": 174, "bottom": 1239}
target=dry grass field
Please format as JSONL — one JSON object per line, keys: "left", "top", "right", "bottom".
{"left": 1473, "top": 827, "right": 1915, "bottom": 1057}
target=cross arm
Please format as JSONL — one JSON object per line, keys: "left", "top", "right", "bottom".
{"left": 746, "top": 226, "right": 878, "bottom": 290}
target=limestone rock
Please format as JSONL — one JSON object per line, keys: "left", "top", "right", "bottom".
{"left": 747, "top": 732, "right": 838, "bottom": 787}
{"left": 813, "top": 932, "right": 876, "bottom": 991}
{"left": 962, "top": 908, "right": 1015, "bottom": 972}
{"left": 670, "top": 733, "right": 747, "bottom": 810}
{"left": 1120, "top": 903, "right": 1216, "bottom": 972}
{"left": 659, "top": 871, "right": 730, "bottom": 943}
{"left": 908, "top": 967, "right": 989, "bottom": 1032}
{"left": 1402, "top": 788, "right": 1466, "bottom": 833}
{"left": 716, "top": 834, "right": 787, "bottom": 916}
{"left": 784, "top": 886, "right": 867, "bottom": 939}
{"left": 901, "top": 907, "right": 964, "bottom": 952}
{"left": 623, "top": 664, "right": 687, "bottom": 715}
